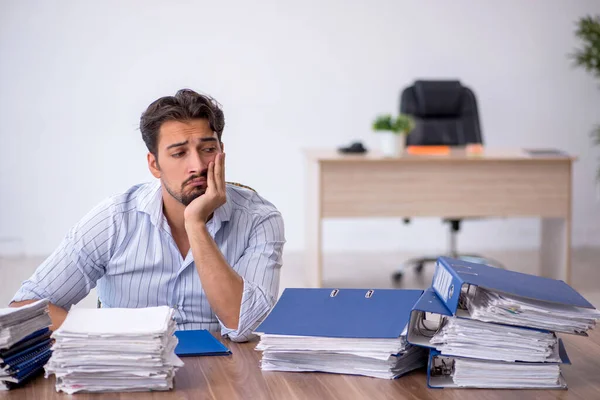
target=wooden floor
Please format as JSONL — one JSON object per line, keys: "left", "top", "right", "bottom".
{"left": 2, "top": 247, "right": 600, "bottom": 308}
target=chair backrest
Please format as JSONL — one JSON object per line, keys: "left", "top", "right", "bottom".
{"left": 226, "top": 181, "right": 256, "bottom": 192}
{"left": 400, "top": 80, "right": 483, "bottom": 146}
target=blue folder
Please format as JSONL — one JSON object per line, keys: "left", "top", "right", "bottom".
{"left": 426, "top": 346, "right": 571, "bottom": 389}
{"left": 431, "top": 256, "right": 595, "bottom": 317}
{"left": 174, "top": 330, "right": 231, "bottom": 357}
{"left": 254, "top": 288, "right": 423, "bottom": 338}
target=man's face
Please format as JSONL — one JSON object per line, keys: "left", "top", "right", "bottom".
{"left": 148, "top": 119, "right": 223, "bottom": 206}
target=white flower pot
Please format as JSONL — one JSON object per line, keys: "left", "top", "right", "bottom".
{"left": 379, "top": 131, "right": 403, "bottom": 157}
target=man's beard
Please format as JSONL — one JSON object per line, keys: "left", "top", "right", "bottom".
{"left": 163, "top": 174, "right": 206, "bottom": 206}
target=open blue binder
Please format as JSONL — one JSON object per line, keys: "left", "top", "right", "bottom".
{"left": 406, "top": 287, "right": 558, "bottom": 349}
{"left": 431, "top": 256, "right": 595, "bottom": 317}
{"left": 174, "top": 330, "right": 231, "bottom": 357}
{"left": 254, "top": 288, "right": 423, "bottom": 338}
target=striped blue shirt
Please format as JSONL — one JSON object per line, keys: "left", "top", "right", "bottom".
{"left": 12, "top": 181, "right": 285, "bottom": 342}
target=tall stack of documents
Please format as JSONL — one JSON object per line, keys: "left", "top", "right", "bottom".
{"left": 45, "top": 306, "right": 183, "bottom": 394}
{"left": 0, "top": 299, "right": 52, "bottom": 390}
{"left": 407, "top": 256, "right": 600, "bottom": 389}
{"left": 254, "top": 288, "right": 428, "bottom": 379}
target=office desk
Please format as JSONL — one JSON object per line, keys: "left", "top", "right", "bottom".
{"left": 305, "top": 148, "right": 575, "bottom": 287}
{"left": 1, "top": 330, "right": 599, "bottom": 399}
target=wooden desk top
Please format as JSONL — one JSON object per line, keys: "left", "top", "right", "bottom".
{"left": 305, "top": 148, "right": 576, "bottom": 163}
{"left": 2, "top": 330, "right": 600, "bottom": 400}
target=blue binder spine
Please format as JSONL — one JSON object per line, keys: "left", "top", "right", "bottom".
{"left": 431, "top": 258, "right": 465, "bottom": 314}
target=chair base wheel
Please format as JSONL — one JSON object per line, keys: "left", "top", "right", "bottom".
{"left": 392, "top": 272, "right": 403, "bottom": 283}
{"left": 415, "top": 263, "right": 425, "bottom": 274}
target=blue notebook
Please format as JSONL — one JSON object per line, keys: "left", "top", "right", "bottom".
{"left": 254, "top": 288, "right": 424, "bottom": 338}
{"left": 174, "top": 330, "right": 231, "bottom": 357}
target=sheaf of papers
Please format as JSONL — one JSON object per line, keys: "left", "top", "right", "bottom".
{"left": 430, "top": 317, "right": 560, "bottom": 362}
{"left": 451, "top": 358, "right": 566, "bottom": 389}
{"left": 465, "top": 288, "right": 600, "bottom": 335}
{"left": 45, "top": 306, "right": 183, "bottom": 394}
{"left": 0, "top": 299, "right": 51, "bottom": 349}
{"left": 256, "top": 331, "right": 427, "bottom": 379}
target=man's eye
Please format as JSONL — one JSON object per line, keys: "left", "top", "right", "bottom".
{"left": 172, "top": 151, "right": 185, "bottom": 158}
{"left": 203, "top": 147, "right": 217, "bottom": 153}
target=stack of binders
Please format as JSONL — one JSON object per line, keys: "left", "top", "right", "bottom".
{"left": 406, "top": 256, "right": 600, "bottom": 389}
{"left": 253, "top": 288, "right": 428, "bottom": 379}
{"left": 0, "top": 299, "right": 52, "bottom": 390}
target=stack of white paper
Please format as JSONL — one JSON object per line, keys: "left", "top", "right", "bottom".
{"left": 466, "top": 288, "right": 600, "bottom": 334}
{"left": 451, "top": 357, "right": 565, "bottom": 389}
{"left": 45, "top": 306, "right": 183, "bottom": 394}
{"left": 0, "top": 300, "right": 51, "bottom": 349}
{"left": 430, "top": 317, "right": 560, "bottom": 362}
{"left": 256, "top": 332, "right": 427, "bottom": 379}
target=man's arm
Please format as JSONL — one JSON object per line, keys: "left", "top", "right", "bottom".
{"left": 186, "top": 221, "right": 244, "bottom": 329}
{"left": 184, "top": 153, "right": 284, "bottom": 341}
{"left": 9, "top": 300, "right": 67, "bottom": 331}
{"left": 185, "top": 153, "right": 243, "bottom": 329}
{"left": 9, "top": 198, "right": 118, "bottom": 330}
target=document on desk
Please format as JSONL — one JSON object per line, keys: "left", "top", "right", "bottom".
{"left": 254, "top": 288, "right": 428, "bottom": 379}
{"left": 45, "top": 306, "right": 183, "bottom": 394}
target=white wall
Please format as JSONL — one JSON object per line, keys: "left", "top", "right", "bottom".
{"left": 1, "top": 0, "right": 600, "bottom": 257}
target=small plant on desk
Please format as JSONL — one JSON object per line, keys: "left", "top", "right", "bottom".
{"left": 372, "top": 113, "right": 415, "bottom": 156}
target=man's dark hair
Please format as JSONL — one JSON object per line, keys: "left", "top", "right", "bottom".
{"left": 140, "top": 89, "right": 225, "bottom": 156}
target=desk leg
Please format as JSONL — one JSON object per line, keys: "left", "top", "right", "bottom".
{"left": 306, "top": 160, "right": 322, "bottom": 288}
{"left": 540, "top": 217, "right": 571, "bottom": 284}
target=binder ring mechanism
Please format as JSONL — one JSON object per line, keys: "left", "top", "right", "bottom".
{"left": 329, "top": 289, "right": 375, "bottom": 298}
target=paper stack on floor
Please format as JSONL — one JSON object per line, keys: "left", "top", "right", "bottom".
{"left": 407, "top": 256, "right": 600, "bottom": 389}
{"left": 0, "top": 299, "right": 52, "bottom": 390}
{"left": 45, "top": 306, "right": 183, "bottom": 394}
{"left": 254, "top": 288, "right": 428, "bottom": 379}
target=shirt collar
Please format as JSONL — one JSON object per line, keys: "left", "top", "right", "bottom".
{"left": 137, "top": 181, "right": 233, "bottom": 228}
{"left": 137, "top": 181, "right": 163, "bottom": 227}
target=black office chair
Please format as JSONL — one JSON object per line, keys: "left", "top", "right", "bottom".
{"left": 392, "top": 80, "right": 503, "bottom": 283}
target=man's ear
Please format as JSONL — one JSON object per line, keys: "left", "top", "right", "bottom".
{"left": 148, "top": 152, "right": 161, "bottom": 179}
{"left": 220, "top": 141, "right": 225, "bottom": 153}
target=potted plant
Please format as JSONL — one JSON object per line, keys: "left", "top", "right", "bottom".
{"left": 372, "top": 113, "right": 415, "bottom": 156}
{"left": 572, "top": 14, "right": 600, "bottom": 178}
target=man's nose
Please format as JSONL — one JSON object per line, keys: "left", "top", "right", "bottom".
{"left": 188, "top": 151, "right": 207, "bottom": 175}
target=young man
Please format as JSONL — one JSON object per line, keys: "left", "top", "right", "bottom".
{"left": 10, "top": 89, "right": 285, "bottom": 342}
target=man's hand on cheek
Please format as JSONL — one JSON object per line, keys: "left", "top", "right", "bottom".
{"left": 184, "top": 152, "right": 227, "bottom": 226}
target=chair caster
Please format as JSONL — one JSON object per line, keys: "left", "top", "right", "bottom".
{"left": 392, "top": 272, "right": 403, "bottom": 283}
{"left": 415, "top": 263, "right": 425, "bottom": 274}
